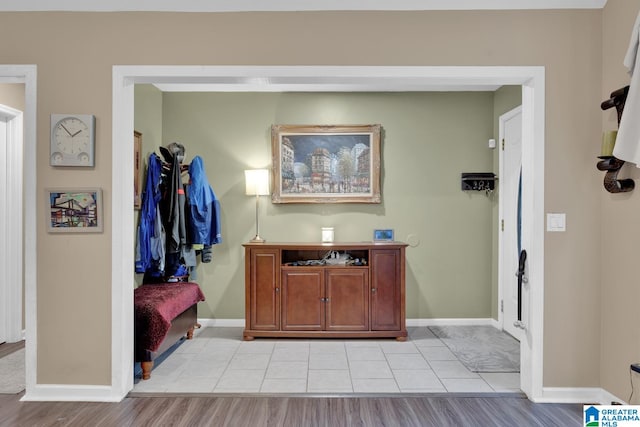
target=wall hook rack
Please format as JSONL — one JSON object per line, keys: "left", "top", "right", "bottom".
{"left": 599, "top": 86, "right": 634, "bottom": 194}
{"left": 461, "top": 172, "right": 497, "bottom": 193}
{"left": 597, "top": 156, "right": 635, "bottom": 193}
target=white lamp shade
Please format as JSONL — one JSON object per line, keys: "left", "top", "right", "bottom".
{"left": 245, "top": 169, "right": 270, "bottom": 196}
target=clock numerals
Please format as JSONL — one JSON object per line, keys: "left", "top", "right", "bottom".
{"left": 50, "top": 114, "right": 95, "bottom": 166}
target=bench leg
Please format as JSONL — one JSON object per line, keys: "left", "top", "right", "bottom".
{"left": 141, "top": 361, "right": 154, "bottom": 380}
{"left": 186, "top": 325, "right": 195, "bottom": 340}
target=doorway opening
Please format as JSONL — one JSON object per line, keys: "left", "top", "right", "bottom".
{"left": 112, "top": 65, "right": 545, "bottom": 401}
{"left": 0, "top": 65, "right": 36, "bottom": 401}
{"left": 0, "top": 102, "right": 23, "bottom": 345}
{"left": 498, "top": 106, "right": 525, "bottom": 342}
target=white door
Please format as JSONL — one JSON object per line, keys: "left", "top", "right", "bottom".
{"left": 0, "top": 103, "right": 23, "bottom": 345}
{"left": 499, "top": 106, "right": 524, "bottom": 341}
{"left": 0, "top": 116, "right": 6, "bottom": 344}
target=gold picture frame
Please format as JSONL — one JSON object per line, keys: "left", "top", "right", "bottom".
{"left": 271, "top": 124, "right": 382, "bottom": 204}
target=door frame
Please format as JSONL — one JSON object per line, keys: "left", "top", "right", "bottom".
{"left": 111, "top": 65, "right": 545, "bottom": 401}
{"left": 0, "top": 102, "right": 23, "bottom": 344}
{"left": 0, "top": 65, "right": 36, "bottom": 398}
{"left": 498, "top": 105, "right": 523, "bottom": 339}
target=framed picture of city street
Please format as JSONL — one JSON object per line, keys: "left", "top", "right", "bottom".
{"left": 271, "top": 124, "right": 381, "bottom": 204}
{"left": 46, "top": 188, "right": 103, "bottom": 233}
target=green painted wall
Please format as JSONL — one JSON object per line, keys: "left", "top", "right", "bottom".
{"left": 136, "top": 90, "right": 500, "bottom": 319}
{"left": 133, "top": 84, "right": 163, "bottom": 287}
{"left": 134, "top": 84, "right": 163, "bottom": 162}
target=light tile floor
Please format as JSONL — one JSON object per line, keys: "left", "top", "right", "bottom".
{"left": 132, "top": 326, "right": 521, "bottom": 394}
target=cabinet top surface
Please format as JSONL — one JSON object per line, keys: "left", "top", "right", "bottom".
{"left": 243, "top": 241, "right": 408, "bottom": 249}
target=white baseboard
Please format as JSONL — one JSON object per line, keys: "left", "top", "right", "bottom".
{"left": 536, "top": 387, "right": 627, "bottom": 405}
{"left": 196, "top": 318, "right": 501, "bottom": 329}
{"left": 197, "top": 318, "right": 245, "bottom": 328}
{"left": 21, "top": 385, "right": 124, "bottom": 402}
{"left": 406, "top": 318, "right": 499, "bottom": 328}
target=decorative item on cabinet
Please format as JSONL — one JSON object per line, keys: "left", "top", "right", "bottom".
{"left": 321, "top": 227, "right": 334, "bottom": 242}
{"left": 599, "top": 86, "right": 635, "bottom": 194}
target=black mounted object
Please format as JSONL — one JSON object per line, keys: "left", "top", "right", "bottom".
{"left": 461, "top": 173, "right": 496, "bottom": 191}
{"left": 516, "top": 249, "right": 527, "bottom": 322}
{"left": 598, "top": 86, "right": 634, "bottom": 194}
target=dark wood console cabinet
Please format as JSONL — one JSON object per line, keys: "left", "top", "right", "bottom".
{"left": 243, "top": 242, "right": 407, "bottom": 340}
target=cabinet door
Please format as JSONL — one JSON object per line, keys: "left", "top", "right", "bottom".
{"left": 282, "top": 269, "right": 324, "bottom": 331}
{"left": 370, "top": 249, "right": 402, "bottom": 331}
{"left": 325, "top": 268, "right": 369, "bottom": 331}
{"left": 249, "top": 248, "right": 280, "bottom": 330}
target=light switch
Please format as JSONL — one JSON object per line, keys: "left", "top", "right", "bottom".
{"left": 547, "top": 213, "right": 566, "bottom": 232}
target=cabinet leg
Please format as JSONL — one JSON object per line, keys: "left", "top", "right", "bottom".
{"left": 396, "top": 336, "right": 407, "bottom": 342}
{"left": 243, "top": 335, "right": 255, "bottom": 341}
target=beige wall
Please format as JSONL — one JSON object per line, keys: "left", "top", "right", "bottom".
{"left": 601, "top": 0, "right": 640, "bottom": 403}
{"left": 0, "top": 83, "right": 25, "bottom": 111}
{"left": 0, "top": 9, "right": 606, "bottom": 390}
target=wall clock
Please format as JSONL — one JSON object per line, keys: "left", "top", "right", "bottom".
{"left": 50, "top": 114, "right": 96, "bottom": 166}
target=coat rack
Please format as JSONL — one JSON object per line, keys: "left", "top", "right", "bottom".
{"left": 598, "top": 86, "right": 634, "bottom": 193}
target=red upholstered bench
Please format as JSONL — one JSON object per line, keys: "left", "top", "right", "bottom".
{"left": 134, "top": 282, "right": 205, "bottom": 380}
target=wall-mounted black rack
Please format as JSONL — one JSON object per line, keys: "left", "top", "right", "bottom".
{"left": 461, "top": 173, "right": 497, "bottom": 192}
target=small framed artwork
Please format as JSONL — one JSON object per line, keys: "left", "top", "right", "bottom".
{"left": 373, "top": 229, "right": 394, "bottom": 241}
{"left": 47, "top": 188, "right": 103, "bottom": 233}
{"left": 271, "top": 124, "right": 382, "bottom": 204}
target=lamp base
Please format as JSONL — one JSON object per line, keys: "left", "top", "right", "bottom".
{"left": 250, "top": 235, "right": 266, "bottom": 243}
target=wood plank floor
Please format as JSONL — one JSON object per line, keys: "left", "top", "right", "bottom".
{"left": 0, "top": 340, "right": 24, "bottom": 359}
{"left": 0, "top": 392, "right": 583, "bottom": 426}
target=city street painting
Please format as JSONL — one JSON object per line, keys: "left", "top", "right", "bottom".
{"left": 271, "top": 124, "right": 381, "bottom": 204}
{"left": 47, "top": 188, "right": 103, "bottom": 232}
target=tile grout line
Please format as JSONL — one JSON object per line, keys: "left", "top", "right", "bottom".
{"left": 133, "top": 328, "right": 520, "bottom": 394}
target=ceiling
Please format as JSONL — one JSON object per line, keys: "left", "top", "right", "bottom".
{"left": 0, "top": 0, "right": 607, "bottom": 12}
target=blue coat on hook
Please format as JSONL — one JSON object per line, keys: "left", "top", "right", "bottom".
{"left": 187, "top": 156, "right": 222, "bottom": 248}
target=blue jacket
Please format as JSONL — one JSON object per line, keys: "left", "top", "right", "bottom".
{"left": 187, "top": 156, "right": 222, "bottom": 246}
{"left": 135, "top": 153, "right": 164, "bottom": 273}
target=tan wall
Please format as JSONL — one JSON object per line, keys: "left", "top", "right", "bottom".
{"left": 0, "top": 10, "right": 604, "bottom": 389}
{"left": 601, "top": 0, "right": 640, "bottom": 403}
{"left": 0, "top": 83, "right": 24, "bottom": 111}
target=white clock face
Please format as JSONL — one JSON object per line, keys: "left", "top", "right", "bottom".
{"left": 50, "top": 114, "right": 95, "bottom": 166}
{"left": 54, "top": 117, "right": 89, "bottom": 155}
